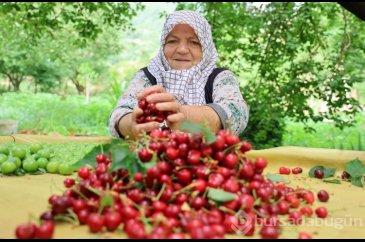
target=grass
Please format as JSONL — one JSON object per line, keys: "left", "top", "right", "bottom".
{"left": 1, "top": 92, "right": 364, "bottom": 150}
{"left": 0, "top": 92, "right": 113, "bottom": 136}
{"left": 282, "top": 113, "right": 365, "bottom": 151}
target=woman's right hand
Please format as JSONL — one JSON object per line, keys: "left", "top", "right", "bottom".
{"left": 129, "top": 85, "right": 166, "bottom": 139}
{"left": 138, "top": 85, "right": 186, "bottom": 131}
{"left": 130, "top": 105, "right": 160, "bottom": 139}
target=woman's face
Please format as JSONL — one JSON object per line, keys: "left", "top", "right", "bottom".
{"left": 163, "top": 24, "right": 203, "bottom": 70}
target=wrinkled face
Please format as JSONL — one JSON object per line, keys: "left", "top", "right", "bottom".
{"left": 163, "top": 24, "right": 203, "bottom": 70}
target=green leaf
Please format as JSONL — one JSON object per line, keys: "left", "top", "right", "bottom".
{"left": 100, "top": 194, "right": 114, "bottom": 208}
{"left": 351, "top": 177, "right": 364, "bottom": 188}
{"left": 344, "top": 158, "right": 365, "bottom": 179}
{"left": 70, "top": 144, "right": 103, "bottom": 170}
{"left": 207, "top": 187, "right": 236, "bottom": 202}
{"left": 180, "top": 120, "right": 216, "bottom": 144}
{"left": 266, "top": 173, "right": 289, "bottom": 183}
{"left": 201, "top": 126, "right": 217, "bottom": 144}
{"left": 308, "top": 165, "right": 336, "bottom": 178}
{"left": 323, "top": 179, "right": 341, "bottom": 184}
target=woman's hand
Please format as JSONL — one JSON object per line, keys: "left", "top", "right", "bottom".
{"left": 138, "top": 85, "right": 186, "bottom": 131}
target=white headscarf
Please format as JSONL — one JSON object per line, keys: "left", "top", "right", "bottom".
{"left": 147, "top": 10, "right": 219, "bottom": 105}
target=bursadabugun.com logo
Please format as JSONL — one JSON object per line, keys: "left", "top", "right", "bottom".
{"left": 232, "top": 210, "right": 363, "bottom": 235}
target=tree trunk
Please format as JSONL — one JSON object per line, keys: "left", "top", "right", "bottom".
{"left": 70, "top": 72, "right": 85, "bottom": 94}
{"left": 6, "top": 73, "right": 23, "bottom": 91}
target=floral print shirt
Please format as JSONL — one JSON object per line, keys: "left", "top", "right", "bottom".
{"left": 109, "top": 69, "right": 249, "bottom": 138}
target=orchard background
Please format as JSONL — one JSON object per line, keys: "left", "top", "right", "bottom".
{"left": 0, "top": 2, "right": 364, "bottom": 150}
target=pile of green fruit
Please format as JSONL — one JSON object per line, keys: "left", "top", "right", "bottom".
{"left": 0, "top": 142, "right": 100, "bottom": 176}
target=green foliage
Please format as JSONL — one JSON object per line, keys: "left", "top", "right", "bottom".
{"left": 176, "top": 2, "right": 364, "bottom": 149}
{"left": 0, "top": 3, "right": 143, "bottom": 42}
{"left": 323, "top": 179, "right": 341, "bottom": 184}
{"left": 0, "top": 3, "right": 143, "bottom": 92}
{"left": 282, "top": 112, "right": 365, "bottom": 151}
{"left": 180, "top": 120, "right": 216, "bottom": 144}
{"left": 206, "top": 188, "right": 236, "bottom": 202}
{"left": 0, "top": 92, "right": 112, "bottom": 136}
{"left": 266, "top": 173, "right": 289, "bottom": 184}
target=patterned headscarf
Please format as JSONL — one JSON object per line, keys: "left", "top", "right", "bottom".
{"left": 147, "top": 10, "right": 219, "bottom": 105}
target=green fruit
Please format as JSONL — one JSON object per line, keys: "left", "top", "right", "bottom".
{"left": 0, "top": 154, "right": 7, "bottom": 164}
{"left": 36, "top": 157, "right": 49, "bottom": 169}
{"left": 11, "top": 147, "right": 27, "bottom": 160}
{"left": 58, "top": 163, "right": 74, "bottom": 175}
{"left": 1, "top": 161, "right": 16, "bottom": 175}
{"left": 32, "top": 154, "right": 39, "bottom": 160}
{"left": 38, "top": 149, "right": 52, "bottom": 159}
{"left": 30, "top": 143, "right": 43, "bottom": 154}
{"left": 22, "top": 160, "right": 39, "bottom": 172}
{"left": 46, "top": 161, "right": 60, "bottom": 173}
{"left": 7, "top": 156, "right": 22, "bottom": 168}
{"left": 0, "top": 146, "right": 9, "bottom": 155}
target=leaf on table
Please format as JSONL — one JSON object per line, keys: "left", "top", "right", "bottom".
{"left": 308, "top": 165, "right": 336, "bottom": 178}
{"left": 351, "top": 177, "right": 364, "bottom": 188}
{"left": 266, "top": 173, "right": 289, "bottom": 183}
{"left": 344, "top": 158, "right": 365, "bottom": 179}
{"left": 323, "top": 178, "right": 341, "bottom": 184}
{"left": 207, "top": 187, "right": 236, "bottom": 202}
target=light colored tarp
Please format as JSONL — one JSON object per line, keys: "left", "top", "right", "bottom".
{"left": 0, "top": 135, "right": 364, "bottom": 238}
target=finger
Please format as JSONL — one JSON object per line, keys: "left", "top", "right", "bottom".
{"left": 134, "top": 122, "right": 161, "bottom": 135}
{"left": 146, "top": 92, "right": 175, "bottom": 103}
{"left": 166, "top": 112, "right": 185, "bottom": 123}
{"left": 132, "top": 107, "right": 144, "bottom": 120}
{"left": 137, "top": 85, "right": 166, "bottom": 100}
{"left": 156, "top": 102, "right": 180, "bottom": 113}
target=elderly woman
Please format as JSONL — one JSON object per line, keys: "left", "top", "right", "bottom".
{"left": 109, "top": 10, "right": 249, "bottom": 140}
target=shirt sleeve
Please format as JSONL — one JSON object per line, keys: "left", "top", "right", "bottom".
{"left": 205, "top": 70, "right": 249, "bottom": 136}
{"left": 109, "top": 70, "right": 151, "bottom": 138}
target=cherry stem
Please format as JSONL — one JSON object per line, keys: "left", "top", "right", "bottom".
{"left": 155, "top": 183, "right": 167, "bottom": 201}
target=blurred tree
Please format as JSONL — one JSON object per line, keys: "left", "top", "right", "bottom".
{"left": 176, "top": 2, "right": 364, "bottom": 148}
{"left": 0, "top": 2, "right": 143, "bottom": 91}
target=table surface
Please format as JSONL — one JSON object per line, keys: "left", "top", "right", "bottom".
{"left": 0, "top": 135, "right": 364, "bottom": 239}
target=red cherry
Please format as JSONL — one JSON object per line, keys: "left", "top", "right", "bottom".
{"left": 166, "top": 147, "right": 179, "bottom": 161}
{"left": 224, "top": 153, "right": 238, "bottom": 169}
{"left": 87, "top": 213, "right": 105, "bottom": 233}
{"left": 105, "top": 212, "right": 122, "bottom": 231}
{"left": 298, "top": 232, "right": 312, "bottom": 239}
{"left": 317, "top": 190, "right": 330, "bottom": 202}
{"left": 314, "top": 169, "right": 324, "bottom": 179}
{"left": 288, "top": 211, "right": 303, "bottom": 224}
{"left": 300, "top": 207, "right": 313, "bottom": 217}
{"left": 302, "top": 191, "right": 315, "bottom": 204}
{"left": 63, "top": 178, "right": 75, "bottom": 188}
{"left": 279, "top": 167, "right": 291, "bottom": 175}
{"left": 96, "top": 153, "right": 107, "bottom": 163}
{"left": 315, "top": 207, "right": 328, "bottom": 218}
{"left": 260, "top": 226, "right": 280, "bottom": 239}
{"left": 177, "top": 169, "right": 192, "bottom": 185}
{"left": 240, "top": 141, "right": 252, "bottom": 153}
{"left": 138, "top": 147, "right": 153, "bottom": 163}
{"left": 78, "top": 166, "right": 91, "bottom": 179}
{"left": 187, "top": 150, "right": 201, "bottom": 165}
{"left": 15, "top": 223, "right": 37, "bottom": 239}
{"left": 225, "top": 134, "right": 240, "bottom": 146}
{"left": 255, "top": 157, "right": 268, "bottom": 170}
{"left": 35, "top": 221, "right": 54, "bottom": 239}
{"left": 211, "top": 135, "right": 226, "bottom": 150}
{"left": 134, "top": 172, "right": 144, "bottom": 182}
